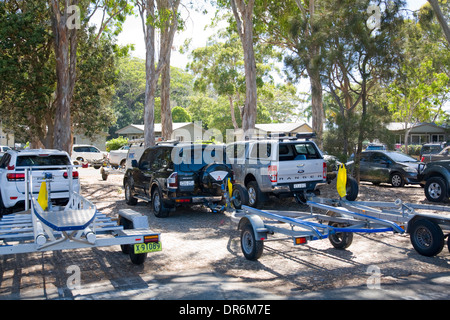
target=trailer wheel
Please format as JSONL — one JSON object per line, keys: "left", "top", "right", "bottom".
{"left": 129, "top": 247, "right": 148, "bottom": 265}
{"left": 328, "top": 222, "right": 353, "bottom": 249}
{"left": 119, "top": 217, "right": 148, "bottom": 265}
{"left": 410, "top": 219, "right": 444, "bottom": 257}
{"left": 119, "top": 217, "right": 132, "bottom": 254}
{"left": 240, "top": 223, "right": 264, "bottom": 260}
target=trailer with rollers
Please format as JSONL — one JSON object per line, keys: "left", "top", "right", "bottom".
{"left": 0, "top": 166, "right": 161, "bottom": 265}
{"left": 229, "top": 175, "right": 450, "bottom": 260}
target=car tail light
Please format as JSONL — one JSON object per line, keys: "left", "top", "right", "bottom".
{"left": 167, "top": 172, "right": 178, "bottom": 189}
{"left": 323, "top": 162, "right": 327, "bottom": 180}
{"left": 63, "top": 171, "right": 79, "bottom": 179}
{"left": 268, "top": 165, "right": 277, "bottom": 183}
{"left": 6, "top": 173, "right": 25, "bottom": 181}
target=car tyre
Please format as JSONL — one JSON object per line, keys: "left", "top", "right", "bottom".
{"left": 247, "top": 181, "right": 266, "bottom": 209}
{"left": 390, "top": 173, "right": 405, "bottom": 187}
{"left": 424, "top": 176, "right": 448, "bottom": 203}
{"left": 152, "top": 187, "right": 170, "bottom": 218}
{"left": 124, "top": 180, "right": 138, "bottom": 205}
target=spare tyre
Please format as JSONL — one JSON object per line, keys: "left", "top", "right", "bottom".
{"left": 200, "top": 163, "right": 232, "bottom": 195}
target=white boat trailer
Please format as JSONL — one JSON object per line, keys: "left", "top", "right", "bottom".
{"left": 231, "top": 196, "right": 450, "bottom": 260}
{"left": 0, "top": 166, "right": 161, "bottom": 265}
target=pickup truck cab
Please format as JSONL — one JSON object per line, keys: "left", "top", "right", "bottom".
{"left": 226, "top": 134, "right": 327, "bottom": 208}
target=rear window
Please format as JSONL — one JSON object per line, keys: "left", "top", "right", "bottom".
{"left": 279, "top": 142, "right": 321, "bottom": 161}
{"left": 16, "top": 155, "right": 71, "bottom": 167}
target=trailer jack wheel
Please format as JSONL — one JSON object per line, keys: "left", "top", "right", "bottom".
{"left": 328, "top": 222, "right": 353, "bottom": 249}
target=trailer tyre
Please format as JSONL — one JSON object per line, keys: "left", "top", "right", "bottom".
{"left": 240, "top": 223, "right": 264, "bottom": 260}
{"left": 328, "top": 222, "right": 353, "bottom": 249}
{"left": 119, "top": 217, "right": 148, "bottom": 265}
{"left": 410, "top": 219, "right": 444, "bottom": 257}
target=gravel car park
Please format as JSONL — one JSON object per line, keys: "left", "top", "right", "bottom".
{"left": 0, "top": 168, "right": 448, "bottom": 300}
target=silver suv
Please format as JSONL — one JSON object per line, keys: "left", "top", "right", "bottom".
{"left": 0, "top": 149, "right": 80, "bottom": 215}
{"left": 226, "top": 134, "right": 327, "bottom": 208}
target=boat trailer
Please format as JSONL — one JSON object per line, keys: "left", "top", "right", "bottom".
{"left": 0, "top": 166, "right": 161, "bottom": 265}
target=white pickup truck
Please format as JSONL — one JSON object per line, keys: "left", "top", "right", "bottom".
{"left": 108, "top": 145, "right": 130, "bottom": 168}
{"left": 226, "top": 135, "right": 329, "bottom": 208}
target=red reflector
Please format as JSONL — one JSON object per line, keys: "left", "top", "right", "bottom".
{"left": 10, "top": 197, "right": 18, "bottom": 200}
{"left": 175, "top": 198, "right": 191, "bottom": 203}
{"left": 63, "top": 171, "right": 79, "bottom": 179}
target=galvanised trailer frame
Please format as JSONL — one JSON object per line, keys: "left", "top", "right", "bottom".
{"left": 231, "top": 197, "right": 450, "bottom": 260}
{"left": 0, "top": 166, "right": 161, "bottom": 265}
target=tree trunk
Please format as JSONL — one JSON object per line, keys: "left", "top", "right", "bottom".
{"left": 230, "top": 0, "right": 257, "bottom": 139}
{"left": 140, "top": 0, "right": 180, "bottom": 148}
{"left": 160, "top": 10, "right": 173, "bottom": 141}
{"left": 428, "top": 0, "right": 450, "bottom": 46}
{"left": 51, "top": 0, "right": 77, "bottom": 154}
{"left": 308, "top": 66, "right": 324, "bottom": 149}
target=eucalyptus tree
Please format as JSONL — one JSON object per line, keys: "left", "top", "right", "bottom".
{"left": 135, "top": 0, "right": 181, "bottom": 148}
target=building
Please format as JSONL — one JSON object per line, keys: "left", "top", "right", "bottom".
{"left": 116, "top": 122, "right": 205, "bottom": 142}
{"left": 232, "top": 123, "right": 313, "bottom": 141}
{"left": 387, "top": 122, "right": 448, "bottom": 145}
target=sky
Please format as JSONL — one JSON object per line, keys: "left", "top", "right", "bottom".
{"left": 109, "top": 0, "right": 429, "bottom": 70}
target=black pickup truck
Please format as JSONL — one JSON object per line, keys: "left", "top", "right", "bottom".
{"left": 418, "top": 160, "right": 450, "bottom": 203}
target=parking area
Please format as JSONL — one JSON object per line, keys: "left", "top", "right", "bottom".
{"left": 0, "top": 168, "right": 449, "bottom": 300}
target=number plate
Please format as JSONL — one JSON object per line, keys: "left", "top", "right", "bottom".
{"left": 134, "top": 242, "right": 162, "bottom": 254}
{"left": 293, "top": 183, "right": 306, "bottom": 189}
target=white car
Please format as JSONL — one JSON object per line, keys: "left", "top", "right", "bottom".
{"left": 108, "top": 145, "right": 129, "bottom": 168}
{"left": 0, "top": 149, "right": 80, "bottom": 215}
{"left": 72, "top": 144, "right": 108, "bottom": 169}
{"left": 0, "top": 146, "right": 11, "bottom": 157}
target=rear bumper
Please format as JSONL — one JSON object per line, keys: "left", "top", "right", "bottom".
{"left": 164, "top": 194, "right": 223, "bottom": 206}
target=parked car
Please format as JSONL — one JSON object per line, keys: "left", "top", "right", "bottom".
{"left": 0, "top": 149, "right": 80, "bottom": 215}
{"left": 71, "top": 144, "right": 108, "bottom": 169}
{"left": 0, "top": 146, "right": 11, "bottom": 157}
{"left": 225, "top": 134, "right": 356, "bottom": 208}
{"left": 109, "top": 145, "right": 129, "bottom": 168}
{"left": 420, "top": 142, "right": 446, "bottom": 159}
{"left": 418, "top": 160, "right": 450, "bottom": 202}
{"left": 123, "top": 142, "right": 233, "bottom": 218}
{"left": 365, "top": 143, "right": 387, "bottom": 151}
{"left": 348, "top": 150, "right": 422, "bottom": 187}
{"left": 421, "top": 146, "right": 450, "bottom": 163}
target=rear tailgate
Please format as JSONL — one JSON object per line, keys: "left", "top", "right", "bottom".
{"left": 14, "top": 154, "right": 79, "bottom": 196}
{"left": 275, "top": 141, "right": 326, "bottom": 187}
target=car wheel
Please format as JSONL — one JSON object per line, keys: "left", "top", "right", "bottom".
{"left": 124, "top": 180, "right": 137, "bottom": 205}
{"left": 246, "top": 181, "right": 266, "bottom": 209}
{"left": 424, "top": 177, "right": 448, "bottom": 203}
{"left": 390, "top": 173, "right": 404, "bottom": 187}
{"left": 152, "top": 187, "right": 170, "bottom": 218}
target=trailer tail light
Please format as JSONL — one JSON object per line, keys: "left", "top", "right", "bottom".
{"left": 295, "top": 237, "right": 307, "bottom": 245}
{"left": 323, "top": 162, "right": 327, "bottom": 180}
{"left": 63, "top": 171, "right": 79, "bottom": 179}
{"left": 268, "top": 165, "right": 277, "bottom": 183}
{"left": 167, "top": 172, "right": 178, "bottom": 189}
{"left": 6, "top": 173, "right": 25, "bottom": 181}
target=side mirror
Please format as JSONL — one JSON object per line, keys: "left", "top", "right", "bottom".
{"left": 131, "top": 160, "right": 138, "bottom": 168}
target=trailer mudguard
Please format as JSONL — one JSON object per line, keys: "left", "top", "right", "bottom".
{"left": 238, "top": 214, "right": 268, "bottom": 240}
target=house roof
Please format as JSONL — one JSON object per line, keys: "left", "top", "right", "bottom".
{"left": 386, "top": 122, "right": 446, "bottom": 133}
{"left": 116, "top": 122, "right": 202, "bottom": 135}
{"left": 255, "top": 123, "right": 312, "bottom": 133}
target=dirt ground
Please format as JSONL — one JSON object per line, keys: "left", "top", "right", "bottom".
{"left": 0, "top": 167, "right": 449, "bottom": 299}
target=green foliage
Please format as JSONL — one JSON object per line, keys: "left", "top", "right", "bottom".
{"left": 172, "top": 106, "right": 192, "bottom": 122}
{"left": 106, "top": 136, "right": 129, "bottom": 152}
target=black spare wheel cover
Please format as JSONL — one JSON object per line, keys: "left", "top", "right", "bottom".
{"left": 201, "top": 163, "right": 232, "bottom": 190}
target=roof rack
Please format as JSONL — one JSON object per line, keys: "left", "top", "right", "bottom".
{"left": 266, "top": 132, "right": 317, "bottom": 141}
